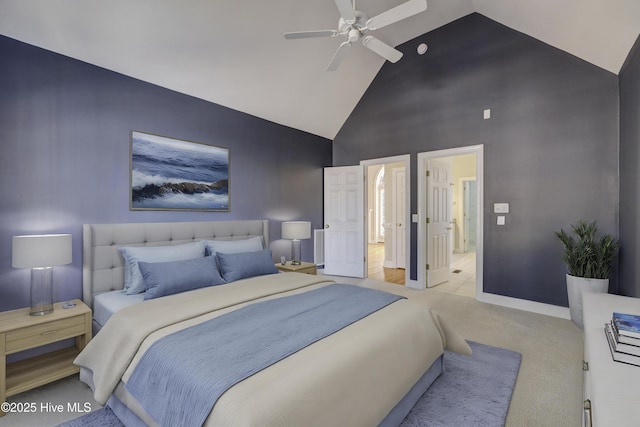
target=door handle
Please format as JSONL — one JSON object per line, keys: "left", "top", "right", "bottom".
{"left": 397, "top": 223, "right": 402, "bottom": 227}
{"left": 325, "top": 224, "right": 329, "bottom": 229}
{"left": 446, "top": 227, "right": 452, "bottom": 230}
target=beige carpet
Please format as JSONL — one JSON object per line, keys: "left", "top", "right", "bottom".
{"left": 353, "top": 277, "right": 583, "bottom": 427}
{"left": 0, "top": 277, "right": 582, "bottom": 427}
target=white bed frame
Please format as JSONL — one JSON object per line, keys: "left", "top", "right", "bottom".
{"left": 82, "top": 220, "right": 269, "bottom": 309}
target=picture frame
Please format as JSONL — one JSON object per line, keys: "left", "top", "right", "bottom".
{"left": 130, "top": 131, "right": 230, "bottom": 211}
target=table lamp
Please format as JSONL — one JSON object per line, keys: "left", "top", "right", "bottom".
{"left": 12, "top": 234, "right": 72, "bottom": 316}
{"left": 282, "top": 221, "right": 311, "bottom": 265}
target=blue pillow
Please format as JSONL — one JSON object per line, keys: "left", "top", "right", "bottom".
{"left": 119, "top": 241, "right": 206, "bottom": 295}
{"left": 216, "top": 249, "right": 279, "bottom": 282}
{"left": 139, "top": 255, "right": 225, "bottom": 300}
{"left": 202, "top": 236, "right": 264, "bottom": 256}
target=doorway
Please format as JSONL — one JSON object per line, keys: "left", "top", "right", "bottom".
{"left": 461, "top": 178, "right": 477, "bottom": 253}
{"left": 361, "top": 155, "right": 410, "bottom": 286}
{"left": 417, "top": 145, "right": 483, "bottom": 298}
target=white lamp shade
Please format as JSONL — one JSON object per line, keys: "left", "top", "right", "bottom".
{"left": 12, "top": 234, "right": 73, "bottom": 268}
{"left": 282, "top": 221, "right": 311, "bottom": 240}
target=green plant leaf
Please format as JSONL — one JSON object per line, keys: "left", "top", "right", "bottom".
{"left": 556, "top": 220, "right": 618, "bottom": 279}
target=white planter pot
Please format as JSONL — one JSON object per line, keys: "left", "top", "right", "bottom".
{"left": 566, "top": 274, "right": 609, "bottom": 329}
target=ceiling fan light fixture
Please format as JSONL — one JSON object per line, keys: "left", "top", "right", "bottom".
{"left": 284, "top": 0, "right": 428, "bottom": 71}
{"left": 348, "top": 28, "right": 361, "bottom": 43}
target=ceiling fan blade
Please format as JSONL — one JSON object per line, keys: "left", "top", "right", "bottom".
{"left": 334, "top": 0, "right": 356, "bottom": 23}
{"left": 327, "top": 41, "right": 351, "bottom": 71}
{"left": 366, "top": 0, "right": 427, "bottom": 30}
{"left": 362, "top": 36, "right": 403, "bottom": 63}
{"left": 284, "top": 30, "right": 339, "bottom": 40}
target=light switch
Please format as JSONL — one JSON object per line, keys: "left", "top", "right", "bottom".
{"left": 412, "top": 214, "right": 418, "bottom": 223}
{"left": 494, "top": 203, "right": 509, "bottom": 213}
{"left": 497, "top": 216, "right": 506, "bottom": 226}
{"left": 483, "top": 109, "right": 491, "bottom": 120}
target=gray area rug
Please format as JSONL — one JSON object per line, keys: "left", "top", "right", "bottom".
{"left": 400, "top": 341, "right": 521, "bottom": 427}
{"left": 58, "top": 341, "right": 520, "bottom": 427}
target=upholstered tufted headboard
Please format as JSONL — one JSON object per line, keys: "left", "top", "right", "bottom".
{"left": 82, "top": 220, "right": 269, "bottom": 308}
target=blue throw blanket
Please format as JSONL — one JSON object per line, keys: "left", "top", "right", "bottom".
{"left": 126, "top": 284, "right": 405, "bottom": 427}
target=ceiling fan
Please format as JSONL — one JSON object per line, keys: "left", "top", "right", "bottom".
{"left": 284, "top": 0, "right": 427, "bottom": 71}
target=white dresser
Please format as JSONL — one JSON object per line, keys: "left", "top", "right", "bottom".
{"left": 583, "top": 292, "right": 640, "bottom": 427}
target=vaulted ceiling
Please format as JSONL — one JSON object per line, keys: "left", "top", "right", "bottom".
{"left": 1, "top": 0, "right": 639, "bottom": 140}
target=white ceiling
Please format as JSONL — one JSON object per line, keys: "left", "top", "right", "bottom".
{"left": 1, "top": 0, "right": 639, "bottom": 140}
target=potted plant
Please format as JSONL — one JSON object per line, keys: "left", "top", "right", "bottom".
{"left": 556, "top": 220, "right": 618, "bottom": 328}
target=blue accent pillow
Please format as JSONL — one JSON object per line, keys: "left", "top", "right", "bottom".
{"left": 119, "top": 241, "right": 206, "bottom": 295}
{"left": 202, "top": 236, "right": 264, "bottom": 256}
{"left": 216, "top": 249, "right": 279, "bottom": 282}
{"left": 139, "top": 255, "right": 225, "bottom": 300}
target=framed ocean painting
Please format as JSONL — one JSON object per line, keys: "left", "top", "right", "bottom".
{"left": 130, "top": 131, "right": 229, "bottom": 211}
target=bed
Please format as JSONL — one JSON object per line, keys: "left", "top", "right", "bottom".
{"left": 76, "top": 220, "right": 470, "bottom": 427}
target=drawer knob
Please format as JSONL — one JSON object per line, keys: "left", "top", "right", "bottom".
{"left": 41, "top": 330, "right": 58, "bottom": 336}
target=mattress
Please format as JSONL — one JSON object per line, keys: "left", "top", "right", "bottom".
{"left": 93, "top": 290, "right": 145, "bottom": 329}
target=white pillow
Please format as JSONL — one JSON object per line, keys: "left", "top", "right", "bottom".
{"left": 203, "top": 236, "right": 264, "bottom": 256}
{"left": 119, "top": 241, "right": 206, "bottom": 295}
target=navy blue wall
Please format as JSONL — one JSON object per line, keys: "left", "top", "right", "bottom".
{"left": 0, "top": 35, "right": 332, "bottom": 311}
{"left": 619, "top": 35, "right": 640, "bottom": 298}
{"left": 333, "top": 14, "right": 619, "bottom": 307}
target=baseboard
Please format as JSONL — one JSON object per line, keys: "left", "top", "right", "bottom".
{"left": 405, "top": 279, "right": 422, "bottom": 290}
{"left": 477, "top": 292, "right": 571, "bottom": 319}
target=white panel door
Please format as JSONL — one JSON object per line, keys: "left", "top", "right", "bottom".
{"left": 323, "top": 166, "right": 365, "bottom": 278}
{"left": 426, "top": 159, "right": 452, "bottom": 287}
{"left": 392, "top": 167, "right": 406, "bottom": 269}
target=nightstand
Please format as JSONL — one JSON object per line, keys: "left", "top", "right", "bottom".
{"left": 276, "top": 261, "right": 317, "bottom": 275}
{"left": 0, "top": 299, "right": 91, "bottom": 415}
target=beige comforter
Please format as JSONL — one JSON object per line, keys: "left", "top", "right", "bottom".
{"left": 75, "top": 273, "right": 470, "bottom": 426}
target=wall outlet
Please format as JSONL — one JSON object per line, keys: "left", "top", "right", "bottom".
{"left": 494, "top": 203, "right": 509, "bottom": 213}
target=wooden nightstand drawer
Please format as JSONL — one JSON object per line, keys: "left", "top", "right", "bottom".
{"left": 293, "top": 265, "right": 317, "bottom": 275}
{"left": 5, "top": 315, "right": 85, "bottom": 354}
{"left": 276, "top": 262, "right": 317, "bottom": 275}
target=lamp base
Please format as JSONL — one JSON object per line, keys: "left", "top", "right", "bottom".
{"left": 30, "top": 307, "right": 53, "bottom": 316}
{"left": 291, "top": 239, "right": 302, "bottom": 265}
{"left": 30, "top": 267, "right": 54, "bottom": 316}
